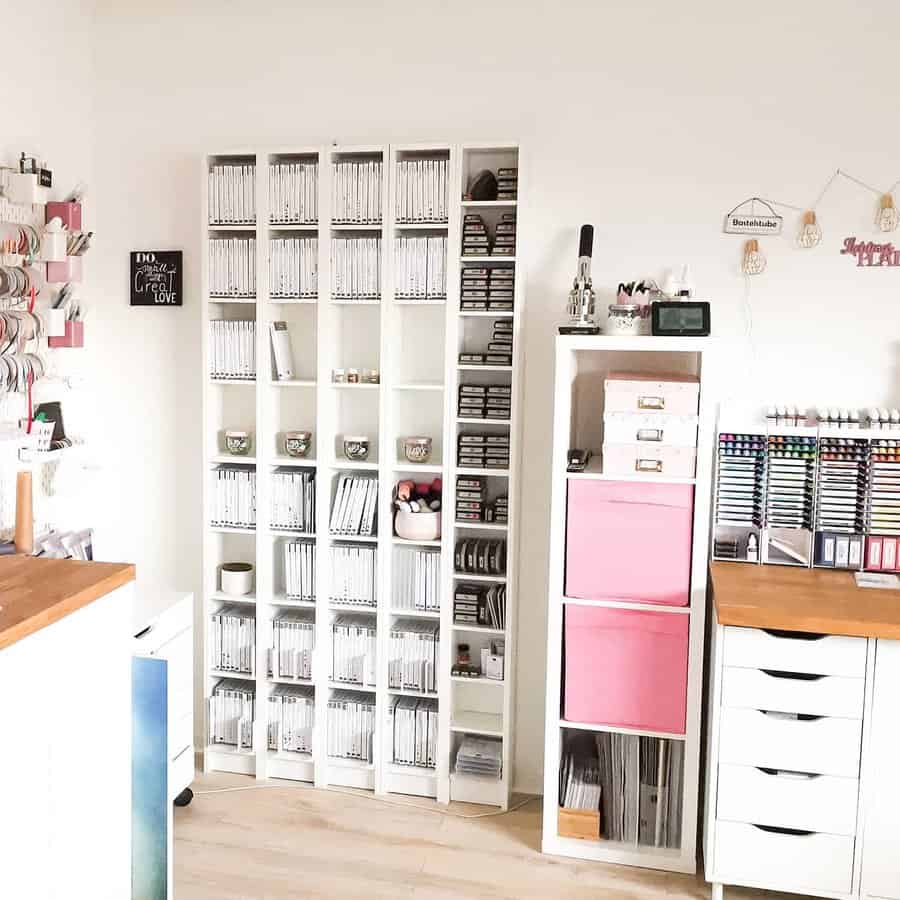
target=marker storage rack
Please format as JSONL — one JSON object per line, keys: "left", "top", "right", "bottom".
{"left": 713, "top": 420, "right": 900, "bottom": 573}
{"left": 201, "top": 143, "right": 525, "bottom": 809}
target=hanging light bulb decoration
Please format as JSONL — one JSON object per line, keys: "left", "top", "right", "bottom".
{"left": 876, "top": 194, "right": 898, "bottom": 233}
{"left": 798, "top": 210, "right": 822, "bottom": 248}
{"left": 742, "top": 239, "right": 766, "bottom": 275}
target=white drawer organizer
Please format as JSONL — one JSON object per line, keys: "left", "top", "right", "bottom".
{"left": 705, "top": 619, "right": 900, "bottom": 900}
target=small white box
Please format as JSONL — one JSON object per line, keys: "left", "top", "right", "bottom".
{"left": 4, "top": 172, "right": 47, "bottom": 205}
{"left": 604, "top": 371, "right": 700, "bottom": 416}
{"left": 603, "top": 411, "right": 699, "bottom": 448}
{"left": 40, "top": 231, "right": 67, "bottom": 262}
{"left": 602, "top": 442, "right": 697, "bottom": 478}
{"left": 43, "top": 308, "right": 68, "bottom": 337}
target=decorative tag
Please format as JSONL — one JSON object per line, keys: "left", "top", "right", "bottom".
{"left": 723, "top": 197, "right": 784, "bottom": 235}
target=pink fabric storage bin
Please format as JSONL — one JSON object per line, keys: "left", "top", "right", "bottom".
{"left": 564, "top": 605, "right": 689, "bottom": 733}
{"left": 566, "top": 480, "right": 694, "bottom": 606}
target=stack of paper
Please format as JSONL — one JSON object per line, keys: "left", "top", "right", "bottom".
{"left": 392, "top": 547, "right": 440, "bottom": 612}
{"left": 268, "top": 685, "right": 314, "bottom": 754}
{"left": 271, "top": 468, "right": 315, "bottom": 532}
{"left": 388, "top": 620, "right": 439, "bottom": 693}
{"left": 395, "top": 158, "right": 448, "bottom": 223}
{"left": 327, "top": 690, "right": 376, "bottom": 762}
{"left": 330, "top": 544, "right": 377, "bottom": 606}
{"left": 209, "top": 238, "right": 256, "bottom": 297}
{"left": 455, "top": 736, "right": 502, "bottom": 780}
{"left": 270, "top": 611, "right": 315, "bottom": 680}
{"left": 284, "top": 540, "right": 315, "bottom": 601}
{"left": 391, "top": 697, "right": 438, "bottom": 769}
{"left": 208, "top": 164, "right": 256, "bottom": 225}
{"left": 209, "top": 679, "right": 255, "bottom": 749}
{"left": 331, "top": 160, "right": 382, "bottom": 224}
{"left": 269, "top": 237, "right": 318, "bottom": 299}
{"left": 331, "top": 615, "right": 377, "bottom": 686}
{"left": 329, "top": 474, "right": 378, "bottom": 535}
{"left": 269, "top": 161, "right": 318, "bottom": 224}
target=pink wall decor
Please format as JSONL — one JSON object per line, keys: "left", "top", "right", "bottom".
{"left": 840, "top": 237, "right": 900, "bottom": 267}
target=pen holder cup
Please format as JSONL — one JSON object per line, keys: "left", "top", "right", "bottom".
{"left": 48, "top": 320, "right": 84, "bottom": 348}
{"left": 43, "top": 308, "right": 68, "bottom": 337}
{"left": 46, "top": 202, "right": 82, "bottom": 231}
{"left": 4, "top": 172, "right": 46, "bottom": 205}
{"left": 40, "top": 231, "right": 67, "bottom": 263}
{"left": 46, "top": 256, "right": 83, "bottom": 283}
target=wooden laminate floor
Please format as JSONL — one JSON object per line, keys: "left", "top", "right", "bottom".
{"left": 176, "top": 772, "right": 794, "bottom": 900}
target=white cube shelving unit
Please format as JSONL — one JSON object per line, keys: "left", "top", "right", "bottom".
{"left": 201, "top": 142, "right": 525, "bottom": 808}
{"left": 541, "top": 335, "right": 716, "bottom": 872}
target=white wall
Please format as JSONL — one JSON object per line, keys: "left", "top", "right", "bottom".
{"left": 86, "top": 0, "right": 900, "bottom": 792}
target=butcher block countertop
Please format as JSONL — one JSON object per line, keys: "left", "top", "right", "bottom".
{"left": 0, "top": 557, "right": 135, "bottom": 651}
{"left": 711, "top": 561, "right": 900, "bottom": 640}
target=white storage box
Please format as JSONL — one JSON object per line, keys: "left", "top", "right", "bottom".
{"left": 602, "top": 442, "right": 697, "bottom": 478}
{"left": 604, "top": 371, "right": 700, "bottom": 416}
{"left": 40, "top": 231, "right": 67, "bottom": 262}
{"left": 603, "top": 411, "right": 698, "bottom": 448}
{"left": 4, "top": 172, "right": 47, "bottom": 205}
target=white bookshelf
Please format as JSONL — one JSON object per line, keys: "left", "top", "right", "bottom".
{"left": 540, "top": 335, "right": 716, "bottom": 872}
{"left": 201, "top": 142, "right": 524, "bottom": 808}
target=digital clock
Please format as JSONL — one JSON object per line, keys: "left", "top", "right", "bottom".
{"left": 651, "top": 300, "right": 711, "bottom": 336}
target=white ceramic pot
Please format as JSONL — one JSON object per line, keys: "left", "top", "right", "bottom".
{"left": 220, "top": 562, "right": 254, "bottom": 596}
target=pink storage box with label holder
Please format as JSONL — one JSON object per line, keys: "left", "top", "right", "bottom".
{"left": 566, "top": 480, "right": 694, "bottom": 606}
{"left": 604, "top": 370, "right": 700, "bottom": 416}
{"left": 564, "top": 605, "right": 689, "bottom": 733}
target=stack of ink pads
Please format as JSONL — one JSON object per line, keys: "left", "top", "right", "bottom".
{"left": 868, "top": 438, "right": 900, "bottom": 541}
{"left": 766, "top": 434, "right": 817, "bottom": 534}
{"left": 487, "top": 266, "right": 514, "bottom": 310}
{"left": 460, "top": 266, "right": 489, "bottom": 311}
{"left": 457, "top": 432, "right": 511, "bottom": 470}
{"left": 496, "top": 167, "right": 517, "bottom": 201}
{"left": 458, "top": 384, "right": 512, "bottom": 420}
{"left": 453, "top": 582, "right": 506, "bottom": 629}
{"left": 455, "top": 474, "right": 485, "bottom": 522}
{"left": 462, "top": 214, "right": 489, "bottom": 257}
{"left": 487, "top": 495, "right": 508, "bottom": 524}
{"left": 713, "top": 432, "right": 766, "bottom": 560}
{"left": 491, "top": 215, "right": 516, "bottom": 257}
{"left": 814, "top": 436, "right": 869, "bottom": 568}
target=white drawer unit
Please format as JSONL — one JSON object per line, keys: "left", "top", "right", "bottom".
{"left": 602, "top": 411, "right": 699, "bottom": 447}
{"left": 714, "top": 821, "right": 855, "bottom": 897}
{"left": 717, "top": 764, "right": 859, "bottom": 836}
{"left": 132, "top": 592, "right": 195, "bottom": 805}
{"left": 721, "top": 666, "right": 865, "bottom": 719}
{"left": 723, "top": 626, "right": 867, "bottom": 678}
{"left": 719, "top": 706, "right": 862, "bottom": 778}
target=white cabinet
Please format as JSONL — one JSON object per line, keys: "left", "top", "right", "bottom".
{"left": 861, "top": 638, "right": 900, "bottom": 900}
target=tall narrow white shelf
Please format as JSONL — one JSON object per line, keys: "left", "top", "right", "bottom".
{"left": 541, "top": 335, "right": 715, "bottom": 872}
{"left": 201, "top": 143, "right": 524, "bottom": 809}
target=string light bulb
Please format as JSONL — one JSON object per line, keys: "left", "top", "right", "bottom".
{"left": 798, "top": 210, "right": 822, "bottom": 248}
{"left": 742, "top": 239, "right": 766, "bottom": 275}
{"left": 877, "top": 194, "right": 898, "bottom": 232}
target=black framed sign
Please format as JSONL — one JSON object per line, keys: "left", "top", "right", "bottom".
{"left": 130, "top": 250, "right": 182, "bottom": 306}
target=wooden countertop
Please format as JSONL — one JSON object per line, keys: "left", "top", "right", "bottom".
{"left": 0, "top": 557, "right": 135, "bottom": 651}
{"left": 711, "top": 561, "right": 900, "bottom": 640}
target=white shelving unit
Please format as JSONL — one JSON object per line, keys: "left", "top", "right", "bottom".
{"left": 541, "top": 335, "right": 716, "bottom": 872}
{"left": 201, "top": 142, "right": 524, "bottom": 808}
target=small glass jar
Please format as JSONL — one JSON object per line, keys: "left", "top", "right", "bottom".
{"left": 332, "top": 368, "right": 347, "bottom": 383}
{"left": 361, "top": 368, "right": 380, "bottom": 384}
{"left": 606, "top": 303, "right": 643, "bottom": 336}
{"left": 347, "top": 368, "right": 360, "bottom": 384}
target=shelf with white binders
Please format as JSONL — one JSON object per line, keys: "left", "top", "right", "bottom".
{"left": 201, "top": 142, "right": 524, "bottom": 809}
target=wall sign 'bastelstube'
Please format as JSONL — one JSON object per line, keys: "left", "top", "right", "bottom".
{"left": 840, "top": 237, "right": 900, "bottom": 268}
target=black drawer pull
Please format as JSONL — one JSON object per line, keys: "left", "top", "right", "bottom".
{"left": 759, "top": 710, "right": 824, "bottom": 722}
{"left": 763, "top": 628, "right": 827, "bottom": 641}
{"left": 753, "top": 824, "right": 815, "bottom": 837}
{"left": 761, "top": 669, "right": 826, "bottom": 682}
{"left": 757, "top": 767, "right": 821, "bottom": 780}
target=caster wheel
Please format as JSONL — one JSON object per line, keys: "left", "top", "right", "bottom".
{"left": 174, "top": 787, "right": 194, "bottom": 807}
